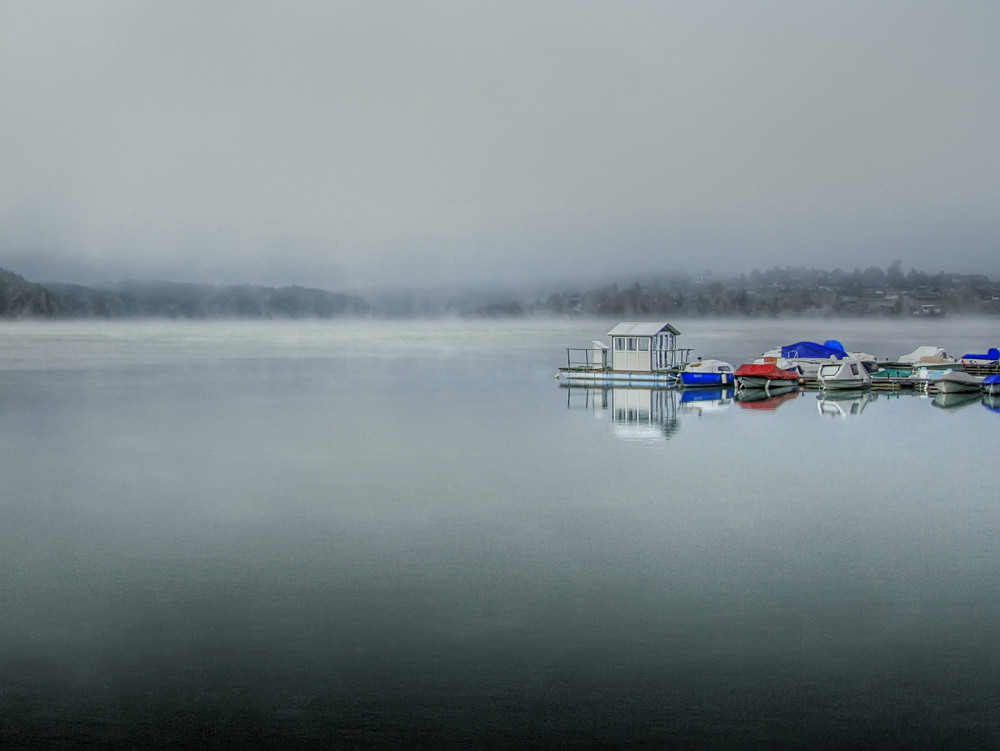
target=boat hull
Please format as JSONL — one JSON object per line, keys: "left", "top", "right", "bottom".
{"left": 933, "top": 374, "right": 984, "bottom": 393}
{"left": 981, "top": 375, "right": 1000, "bottom": 395}
{"left": 735, "top": 376, "right": 798, "bottom": 390}
{"left": 680, "top": 372, "right": 733, "bottom": 387}
{"left": 820, "top": 378, "right": 870, "bottom": 390}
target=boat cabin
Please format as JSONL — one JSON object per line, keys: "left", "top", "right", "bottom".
{"left": 606, "top": 322, "right": 685, "bottom": 372}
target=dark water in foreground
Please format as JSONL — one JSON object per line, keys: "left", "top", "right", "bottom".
{"left": 1, "top": 319, "right": 999, "bottom": 749}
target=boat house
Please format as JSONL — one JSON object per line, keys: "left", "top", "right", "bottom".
{"left": 605, "top": 322, "right": 684, "bottom": 372}
{"left": 558, "top": 321, "right": 688, "bottom": 384}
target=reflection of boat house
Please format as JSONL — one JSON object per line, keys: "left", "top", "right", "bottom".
{"left": 606, "top": 322, "right": 685, "bottom": 371}
{"left": 564, "top": 386, "right": 680, "bottom": 440}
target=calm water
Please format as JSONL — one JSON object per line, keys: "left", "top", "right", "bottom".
{"left": 2, "top": 318, "right": 999, "bottom": 749}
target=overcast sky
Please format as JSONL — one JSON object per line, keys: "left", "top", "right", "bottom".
{"left": 1, "top": 1, "right": 998, "bottom": 291}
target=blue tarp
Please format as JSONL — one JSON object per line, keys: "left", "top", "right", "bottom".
{"left": 780, "top": 340, "right": 848, "bottom": 359}
{"left": 962, "top": 348, "right": 999, "bottom": 361}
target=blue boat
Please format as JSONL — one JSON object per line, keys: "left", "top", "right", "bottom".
{"left": 982, "top": 373, "right": 1000, "bottom": 396}
{"left": 962, "top": 348, "right": 1000, "bottom": 367}
{"left": 680, "top": 359, "right": 735, "bottom": 387}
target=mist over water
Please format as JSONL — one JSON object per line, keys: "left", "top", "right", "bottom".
{"left": 2, "top": 318, "right": 999, "bottom": 748}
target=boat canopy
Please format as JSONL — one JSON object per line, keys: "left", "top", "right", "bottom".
{"left": 898, "top": 346, "right": 952, "bottom": 364}
{"left": 961, "top": 347, "right": 999, "bottom": 361}
{"left": 780, "top": 340, "right": 848, "bottom": 359}
{"left": 734, "top": 363, "right": 800, "bottom": 379}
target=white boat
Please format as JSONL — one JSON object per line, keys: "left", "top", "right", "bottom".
{"left": 897, "top": 346, "right": 955, "bottom": 365}
{"left": 910, "top": 364, "right": 963, "bottom": 391}
{"left": 556, "top": 322, "right": 689, "bottom": 384}
{"left": 816, "top": 358, "right": 873, "bottom": 390}
{"left": 930, "top": 370, "right": 984, "bottom": 394}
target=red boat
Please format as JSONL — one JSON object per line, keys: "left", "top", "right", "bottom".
{"left": 734, "top": 363, "right": 801, "bottom": 391}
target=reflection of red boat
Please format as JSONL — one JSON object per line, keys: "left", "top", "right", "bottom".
{"left": 736, "top": 389, "right": 799, "bottom": 410}
{"left": 734, "top": 363, "right": 801, "bottom": 391}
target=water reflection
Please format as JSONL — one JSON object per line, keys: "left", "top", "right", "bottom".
{"left": 982, "top": 394, "right": 1000, "bottom": 413}
{"left": 816, "top": 389, "right": 875, "bottom": 418}
{"left": 932, "top": 390, "right": 982, "bottom": 410}
{"left": 563, "top": 385, "right": 680, "bottom": 441}
{"left": 734, "top": 385, "right": 799, "bottom": 410}
{"left": 679, "top": 386, "right": 734, "bottom": 416}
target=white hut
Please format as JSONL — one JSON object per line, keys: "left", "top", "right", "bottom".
{"left": 606, "top": 322, "right": 684, "bottom": 372}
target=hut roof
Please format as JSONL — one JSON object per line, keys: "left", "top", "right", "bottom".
{"left": 607, "top": 322, "right": 681, "bottom": 337}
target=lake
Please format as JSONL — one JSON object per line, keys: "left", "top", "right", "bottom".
{"left": 1, "top": 317, "right": 999, "bottom": 749}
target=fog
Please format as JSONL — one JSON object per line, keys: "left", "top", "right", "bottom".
{"left": 2, "top": 1, "right": 998, "bottom": 292}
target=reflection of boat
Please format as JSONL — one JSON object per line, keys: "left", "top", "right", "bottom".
{"left": 817, "top": 390, "right": 873, "bottom": 417}
{"left": 680, "top": 359, "right": 735, "bottom": 387}
{"left": 735, "top": 387, "right": 799, "bottom": 409}
{"left": 556, "top": 322, "right": 688, "bottom": 384}
{"left": 679, "top": 387, "right": 733, "bottom": 415}
{"left": 562, "top": 384, "right": 681, "bottom": 440}
{"left": 930, "top": 370, "right": 984, "bottom": 393}
{"left": 981, "top": 374, "right": 1000, "bottom": 396}
{"left": 817, "top": 358, "right": 874, "bottom": 390}
{"left": 982, "top": 394, "right": 1000, "bottom": 413}
{"left": 932, "top": 391, "right": 982, "bottom": 410}
{"left": 734, "top": 363, "right": 800, "bottom": 391}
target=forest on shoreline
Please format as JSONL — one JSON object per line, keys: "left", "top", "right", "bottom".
{"left": 2, "top": 263, "right": 999, "bottom": 320}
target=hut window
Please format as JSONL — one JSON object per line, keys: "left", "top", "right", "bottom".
{"left": 614, "top": 337, "right": 625, "bottom": 351}
{"left": 638, "top": 338, "right": 649, "bottom": 351}
{"left": 627, "top": 338, "right": 637, "bottom": 351}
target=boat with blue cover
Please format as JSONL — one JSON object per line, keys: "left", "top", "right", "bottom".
{"left": 961, "top": 348, "right": 1000, "bottom": 367}
{"left": 980, "top": 374, "right": 1000, "bottom": 396}
{"left": 756, "top": 339, "right": 875, "bottom": 380}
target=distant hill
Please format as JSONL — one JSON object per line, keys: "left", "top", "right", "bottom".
{"left": 0, "top": 268, "right": 58, "bottom": 317}
{"left": 43, "top": 279, "right": 370, "bottom": 319}
{"left": 2, "top": 263, "right": 999, "bottom": 320}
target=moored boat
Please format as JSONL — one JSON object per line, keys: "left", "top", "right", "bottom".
{"left": 960, "top": 347, "right": 1000, "bottom": 367}
{"left": 756, "top": 340, "right": 875, "bottom": 380}
{"left": 982, "top": 374, "right": 1000, "bottom": 396}
{"left": 897, "top": 346, "right": 955, "bottom": 365}
{"left": 734, "top": 363, "right": 801, "bottom": 391}
{"left": 930, "top": 370, "right": 984, "bottom": 394}
{"left": 680, "top": 358, "right": 735, "bottom": 388}
{"left": 817, "top": 357, "right": 874, "bottom": 390}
